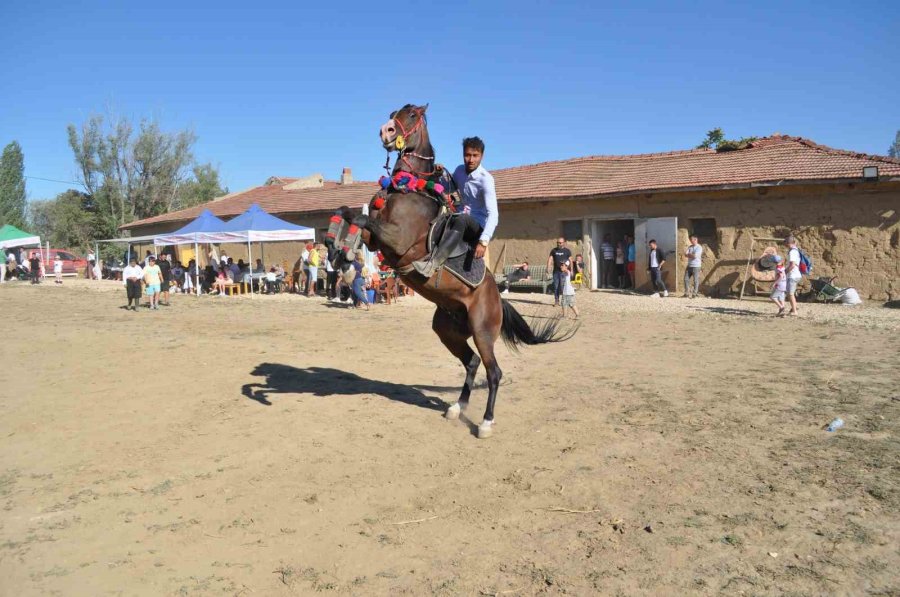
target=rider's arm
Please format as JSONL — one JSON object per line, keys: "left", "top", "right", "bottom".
{"left": 479, "top": 175, "right": 498, "bottom": 243}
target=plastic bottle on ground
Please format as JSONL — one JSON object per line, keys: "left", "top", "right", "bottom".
{"left": 826, "top": 418, "right": 844, "bottom": 432}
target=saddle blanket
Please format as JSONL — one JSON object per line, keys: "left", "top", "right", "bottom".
{"left": 441, "top": 252, "right": 486, "bottom": 289}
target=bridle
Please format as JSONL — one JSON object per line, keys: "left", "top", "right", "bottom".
{"left": 383, "top": 107, "right": 435, "bottom": 178}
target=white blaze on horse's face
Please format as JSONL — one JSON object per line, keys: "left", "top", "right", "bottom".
{"left": 380, "top": 118, "right": 398, "bottom": 149}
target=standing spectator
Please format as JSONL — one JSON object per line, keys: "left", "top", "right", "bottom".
{"left": 625, "top": 234, "right": 636, "bottom": 289}
{"left": 144, "top": 250, "right": 153, "bottom": 267}
{"left": 784, "top": 235, "right": 802, "bottom": 316}
{"left": 682, "top": 234, "right": 703, "bottom": 298}
{"left": 770, "top": 255, "right": 787, "bottom": 316}
{"left": 600, "top": 234, "right": 615, "bottom": 288}
{"left": 307, "top": 243, "right": 320, "bottom": 297}
{"left": 647, "top": 239, "right": 668, "bottom": 297}
{"left": 29, "top": 251, "right": 42, "bottom": 284}
{"left": 299, "top": 244, "right": 311, "bottom": 294}
{"left": 559, "top": 261, "right": 579, "bottom": 319}
{"left": 0, "top": 248, "right": 6, "bottom": 283}
{"left": 157, "top": 254, "right": 172, "bottom": 305}
{"left": 325, "top": 246, "right": 338, "bottom": 300}
{"left": 183, "top": 259, "right": 197, "bottom": 294}
{"left": 614, "top": 242, "right": 625, "bottom": 288}
{"left": 350, "top": 251, "right": 369, "bottom": 311}
{"left": 123, "top": 257, "right": 143, "bottom": 311}
{"left": 547, "top": 237, "right": 572, "bottom": 306}
{"left": 86, "top": 248, "right": 96, "bottom": 279}
{"left": 53, "top": 253, "right": 64, "bottom": 284}
{"left": 143, "top": 256, "right": 163, "bottom": 310}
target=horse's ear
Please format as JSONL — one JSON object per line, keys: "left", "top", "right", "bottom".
{"left": 421, "top": 103, "right": 429, "bottom": 113}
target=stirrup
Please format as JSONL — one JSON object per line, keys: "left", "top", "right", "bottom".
{"left": 412, "top": 258, "right": 437, "bottom": 278}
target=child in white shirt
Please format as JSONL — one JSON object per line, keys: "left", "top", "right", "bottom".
{"left": 559, "top": 261, "right": 579, "bottom": 319}
{"left": 53, "top": 256, "right": 63, "bottom": 284}
{"left": 770, "top": 256, "right": 787, "bottom": 317}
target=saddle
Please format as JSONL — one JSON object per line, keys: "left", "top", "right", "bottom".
{"left": 422, "top": 213, "right": 486, "bottom": 289}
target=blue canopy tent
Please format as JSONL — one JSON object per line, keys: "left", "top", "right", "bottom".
{"left": 153, "top": 209, "right": 229, "bottom": 295}
{"left": 203, "top": 204, "right": 315, "bottom": 294}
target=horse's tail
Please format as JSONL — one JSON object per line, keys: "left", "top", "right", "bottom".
{"left": 500, "top": 299, "right": 576, "bottom": 351}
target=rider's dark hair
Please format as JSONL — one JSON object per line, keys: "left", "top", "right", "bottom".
{"left": 462, "top": 137, "right": 485, "bottom": 153}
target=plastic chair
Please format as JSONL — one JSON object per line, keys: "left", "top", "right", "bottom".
{"left": 573, "top": 273, "right": 584, "bottom": 287}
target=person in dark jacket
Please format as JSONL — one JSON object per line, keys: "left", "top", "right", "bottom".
{"left": 647, "top": 239, "right": 668, "bottom": 297}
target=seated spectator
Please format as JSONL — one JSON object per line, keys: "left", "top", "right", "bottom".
{"left": 500, "top": 262, "right": 530, "bottom": 294}
{"left": 254, "top": 259, "right": 265, "bottom": 273}
{"left": 211, "top": 268, "right": 232, "bottom": 295}
{"left": 264, "top": 267, "right": 279, "bottom": 294}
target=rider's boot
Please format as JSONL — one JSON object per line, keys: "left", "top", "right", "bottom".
{"left": 413, "top": 229, "right": 463, "bottom": 278}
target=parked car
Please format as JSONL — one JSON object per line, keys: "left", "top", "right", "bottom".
{"left": 46, "top": 249, "right": 88, "bottom": 276}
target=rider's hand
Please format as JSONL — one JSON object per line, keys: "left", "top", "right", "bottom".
{"left": 474, "top": 244, "right": 486, "bottom": 260}
{"left": 434, "top": 163, "right": 445, "bottom": 174}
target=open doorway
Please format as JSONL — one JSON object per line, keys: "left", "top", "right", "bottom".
{"left": 590, "top": 219, "right": 635, "bottom": 290}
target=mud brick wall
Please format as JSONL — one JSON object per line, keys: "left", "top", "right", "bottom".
{"left": 492, "top": 182, "right": 900, "bottom": 301}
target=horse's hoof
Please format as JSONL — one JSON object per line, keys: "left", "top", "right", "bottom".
{"left": 477, "top": 420, "right": 494, "bottom": 439}
{"left": 445, "top": 403, "right": 461, "bottom": 420}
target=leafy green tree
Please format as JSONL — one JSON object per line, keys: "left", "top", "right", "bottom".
{"left": 28, "top": 190, "right": 97, "bottom": 250}
{"left": 697, "top": 128, "right": 725, "bottom": 149}
{"left": 0, "top": 141, "right": 27, "bottom": 228}
{"left": 889, "top": 130, "right": 900, "bottom": 158}
{"left": 175, "top": 163, "right": 228, "bottom": 210}
{"left": 696, "top": 128, "right": 758, "bottom": 152}
{"left": 67, "top": 114, "right": 198, "bottom": 234}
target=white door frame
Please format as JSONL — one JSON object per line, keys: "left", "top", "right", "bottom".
{"left": 587, "top": 214, "right": 638, "bottom": 290}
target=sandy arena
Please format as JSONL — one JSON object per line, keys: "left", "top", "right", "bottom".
{"left": 1, "top": 280, "right": 898, "bottom": 596}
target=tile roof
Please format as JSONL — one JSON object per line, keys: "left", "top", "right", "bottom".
{"left": 491, "top": 135, "right": 900, "bottom": 202}
{"left": 122, "top": 180, "right": 378, "bottom": 230}
{"left": 122, "top": 136, "right": 900, "bottom": 230}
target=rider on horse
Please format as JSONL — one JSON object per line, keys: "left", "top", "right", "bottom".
{"left": 413, "top": 136, "right": 498, "bottom": 278}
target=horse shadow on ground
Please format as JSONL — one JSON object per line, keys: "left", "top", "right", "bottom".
{"left": 242, "top": 362, "right": 458, "bottom": 410}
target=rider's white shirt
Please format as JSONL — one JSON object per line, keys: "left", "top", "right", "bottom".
{"left": 452, "top": 164, "right": 499, "bottom": 244}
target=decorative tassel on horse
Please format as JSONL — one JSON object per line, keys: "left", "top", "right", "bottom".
{"left": 342, "top": 224, "right": 362, "bottom": 261}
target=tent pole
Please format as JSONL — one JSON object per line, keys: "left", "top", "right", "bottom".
{"left": 195, "top": 241, "right": 200, "bottom": 296}
{"left": 247, "top": 237, "right": 253, "bottom": 299}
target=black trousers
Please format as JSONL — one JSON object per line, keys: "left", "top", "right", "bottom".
{"left": 326, "top": 270, "right": 338, "bottom": 299}
{"left": 126, "top": 279, "right": 142, "bottom": 302}
{"left": 446, "top": 213, "right": 483, "bottom": 243}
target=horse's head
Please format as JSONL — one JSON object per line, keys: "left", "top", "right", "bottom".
{"left": 380, "top": 104, "right": 429, "bottom": 152}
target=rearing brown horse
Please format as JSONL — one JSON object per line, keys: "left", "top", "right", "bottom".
{"left": 328, "top": 104, "right": 572, "bottom": 438}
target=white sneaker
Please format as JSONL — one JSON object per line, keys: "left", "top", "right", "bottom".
{"left": 663, "top": 290, "right": 669, "bottom": 297}
{"left": 651, "top": 292, "right": 660, "bottom": 298}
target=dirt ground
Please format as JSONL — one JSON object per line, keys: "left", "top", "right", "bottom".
{"left": 1, "top": 280, "right": 898, "bottom": 596}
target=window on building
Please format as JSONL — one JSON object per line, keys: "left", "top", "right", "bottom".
{"left": 560, "top": 220, "right": 583, "bottom": 241}
{"left": 690, "top": 218, "right": 717, "bottom": 239}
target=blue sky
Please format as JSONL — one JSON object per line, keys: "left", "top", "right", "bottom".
{"left": 2, "top": 0, "right": 898, "bottom": 201}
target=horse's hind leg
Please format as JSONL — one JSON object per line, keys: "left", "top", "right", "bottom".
{"left": 432, "top": 309, "right": 478, "bottom": 420}
{"left": 468, "top": 299, "right": 503, "bottom": 439}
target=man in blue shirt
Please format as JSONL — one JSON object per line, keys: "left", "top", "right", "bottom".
{"left": 414, "top": 137, "right": 498, "bottom": 278}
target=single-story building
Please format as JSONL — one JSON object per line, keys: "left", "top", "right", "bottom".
{"left": 123, "top": 136, "right": 900, "bottom": 300}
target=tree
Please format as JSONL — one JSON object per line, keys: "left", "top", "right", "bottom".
{"left": 697, "top": 128, "right": 725, "bottom": 149}
{"left": 67, "top": 114, "right": 199, "bottom": 235}
{"left": 28, "top": 190, "right": 97, "bottom": 250}
{"left": 0, "top": 141, "right": 27, "bottom": 228}
{"left": 174, "top": 163, "right": 228, "bottom": 210}
{"left": 696, "top": 128, "right": 758, "bottom": 152}
{"left": 889, "top": 130, "right": 900, "bottom": 159}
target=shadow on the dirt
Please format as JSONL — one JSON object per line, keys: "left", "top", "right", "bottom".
{"left": 242, "top": 362, "right": 455, "bottom": 409}
{"left": 687, "top": 306, "right": 768, "bottom": 317}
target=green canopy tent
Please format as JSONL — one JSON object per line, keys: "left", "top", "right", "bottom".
{"left": 0, "top": 224, "right": 41, "bottom": 250}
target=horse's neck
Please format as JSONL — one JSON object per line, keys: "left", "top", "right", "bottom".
{"left": 392, "top": 138, "right": 435, "bottom": 176}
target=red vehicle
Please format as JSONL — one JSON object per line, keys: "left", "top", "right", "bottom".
{"left": 46, "top": 249, "right": 88, "bottom": 276}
